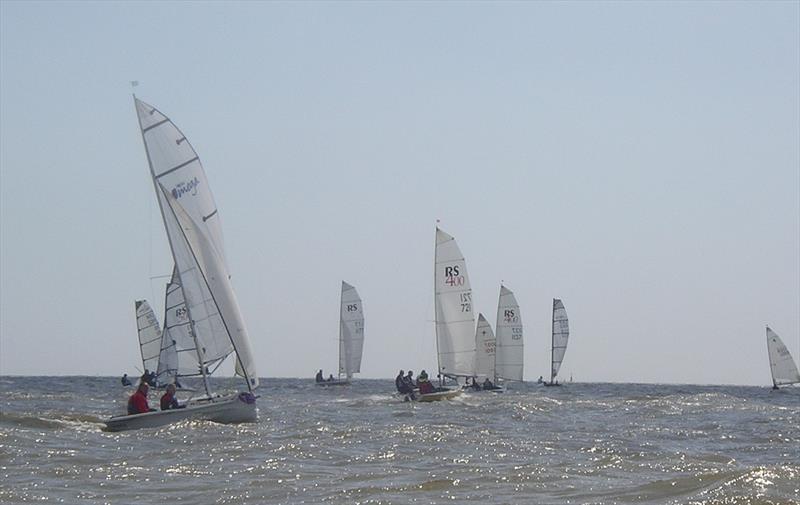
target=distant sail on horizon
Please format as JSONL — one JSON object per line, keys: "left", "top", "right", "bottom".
{"left": 550, "top": 299, "right": 569, "bottom": 384}
{"left": 766, "top": 326, "right": 800, "bottom": 388}
{"left": 495, "top": 285, "right": 523, "bottom": 382}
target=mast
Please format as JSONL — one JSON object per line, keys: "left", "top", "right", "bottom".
{"left": 434, "top": 226, "right": 442, "bottom": 381}
{"left": 133, "top": 95, "right": 213, "bottom": 398}
{"left": 550, "top": 298, "right": 556, "bottom": 384}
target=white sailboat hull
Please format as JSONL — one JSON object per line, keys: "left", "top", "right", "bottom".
{"left": 104, "top": 392, "right": 257, "bottom": 432}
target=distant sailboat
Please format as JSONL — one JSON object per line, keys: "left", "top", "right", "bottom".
{"left": 318, "top": 281, "right": 364, "bottom": 387}
{"left": 766, "top": 326, "right": 800, "bottom": 389}
{"left": 413, "top": 227, "right": 472, "bottom": 401}
{"left": 495, "top": 285, "right": 523, "bottom": 384}
{"left": 135, "top": 299, "right": 162, "bottom": 380}
{"left": 474, "top": 313, "right": 496, "bottom": 380}
{"left": 105, "top": 97, "right": 259, "bottom": 431}
{"left": 546, "top": 298, "right": 569, "bottom": 386}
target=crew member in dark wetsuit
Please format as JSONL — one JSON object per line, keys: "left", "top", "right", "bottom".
{"left": 127, "top": 382, "right": 155, "bottom": 415}
{"left": 315, "top": 370, "right": 324, "bottom": 383}
{"left": 160, "top": 384, "right": 181, "bottom": 410}
{"left": 121, "top": 374, "right": 132, "bottom": 386}
{"left": 395, "top": 370, "right": 406, "bottom": 393}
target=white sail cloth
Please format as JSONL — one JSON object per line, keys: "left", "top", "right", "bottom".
{"left": 495, "top": 285, "right": 523, "bottom": 381}
{"left": 434, "top": 228, "right": 476, "bottom": 378}
{"left": 136, "top": 300, "right": 162, "bottom": 374}
{"left": 551, "top": 298, "right": 569, "bottom": 382}
{"left": 474, "top": 313, "right": 496, "bottom": 381}
{"left": 766, "top": 327, "right": 800, "bottom": 386}
{"left": 135, "top": 98, "right": 258, "bottom": 390}
{"left": 339, "top": 281, "right": 365, "bottom": 378}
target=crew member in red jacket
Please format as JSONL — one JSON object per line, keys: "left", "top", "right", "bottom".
{"left": 127, "top": 382, "right": 154, "bottom": 415}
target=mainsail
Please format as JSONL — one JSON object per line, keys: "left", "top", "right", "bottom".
{"left": 495, "top": 285, "right": 523, "bottom": 382}
{"left": 434, "top": 227, "right": 476, "bottom": 378}
{"left": 474, "top": 313, "right": 496, "bottom": 381}
{"left": 135, "top": 300, "right": 162, "bottom": 375}
{"left": 766, "top": 326, "right": 800, "bottom": 387}
{"left": 135, "top": 97, "right": 258, "bottom": 393}
{"left": 339, "top": 281, "right": 365, "bottom": 379}
{"left": 155, "top": 266, "right": 197, "bottom": 383}
{"left": 551, "top": 298, "right": 569, "bottom": 383}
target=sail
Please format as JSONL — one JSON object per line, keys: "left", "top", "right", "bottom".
{"left": 434, "top": 227, "right": 476, "bottom": 378}
{"left": 766, "top": 327, "right": 800, "bottom": 386}
{"left": 339, "top": 281, "right": 365, "bottom": 378}
{"left": 495, "top": 285, "right": 523, "bottom": 381}
{"left": 551, "top": 298, "right": 569, "bottom": 382}
{"left": 474, "top": 314, "right": 496, "bottom": 381}
{"left": 135, "top": 98, "right": 258, "bottom": 390}
{"left": 155, "top": 266, "right": 200, "bottom": 383}
{"left": 135, "top": 300, "right": 162, "bottom": 374}
{"left": 161, "top": 184, "right": 259, "bottom": 388}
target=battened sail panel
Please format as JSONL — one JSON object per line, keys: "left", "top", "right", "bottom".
{"left": 766, "top": 327, "right": 800, "bottom": 386}
{"left": 474, "top": 313, "right": 496, "bottom": 381}
{"left": 551, "top": 298, "right": 569, "bottom": 382}
{"left": 495, "top": 285, "right": 523, "bottom": 381}
{"left": 136, "top": 300, "right": 162, "bottom": 374}
{"left": 339, "top": 281, "right": 365, "bottom": 378}
{"left": 135, "top": 97, "right": 258, "bottom": 390}
{"left": 434, "top": 228, "right": 476, "bottom": 377}
{"left": 156, "top": 266, "right": 199, "bottom": 382}
{"left": 161, "top": 184, "right": 258, "bottom": 389}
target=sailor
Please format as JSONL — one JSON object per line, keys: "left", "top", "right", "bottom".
{"left": 403, "top": 370, "right": 415, "bottom": 390}
{"left": 395, "top": 370, "right": 405, "bottom": 392}
{"left": 327, "top": 374, "right": 334, "bottom": 382}
{"left": 471, "top": 376, "right": 481, "bottom": 391}
{"left": 315, "top": 369, "right": 324, "bottom": 383}
{"left": 127, "top": 382, "right": 155, "bottom": 415}
{"left": 537, "top": 376, "right": 543, "bottom": 384}
{"left": 483, "top": 377, "right": 495, "bottom": 390}
{"left": 417, "top": 370, "right": 429, "bottom": 385}
{"left": 418, "top": 375, "right": 435, "bottom": 394}
{"left": 121, "top": 374, "right": 132, "bottom": 386}
{"left": 160, "top": 384, "right": 181, "bottom": 410}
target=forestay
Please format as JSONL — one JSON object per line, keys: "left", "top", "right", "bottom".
{"left": 339, "top": 281, "right": 365, "bottom": 378}
{"left": 495, "top": 285, "right": 523, "bottom": 382}
{"left": 766, "top": 327, "right": 800, "bottom": 386}
{"left": 434, "top": 227, "right": 476, "bottom": 378}
{"left": 551, "top": 298, "right": 569, "bottom": 383}
{"left": 135, "top": 300, "right": 162, "bottom": 375}
{"left": 135, "top": 97, "right": 258, "bottom": 391}
{"left": 474, "top": 313, "right": 496, "bottom": 381}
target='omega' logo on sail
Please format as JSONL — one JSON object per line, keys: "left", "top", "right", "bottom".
{"left": 172, "top": 177, "right": 201, "bottom": 199}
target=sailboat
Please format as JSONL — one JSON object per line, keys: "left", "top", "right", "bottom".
{"left": 413, "top": 227, "right": 473, "bottom": 402}
{"left": 105, "top": 97, "right": 259, "bottom": 431}
{"left": 317, "top": 281, "right": 364, "bottom": 386}
{"left": 495, "top": 285, "right": 523, "bottom": 385}
{"left": 135, "top": 299, "right": 162, "bottom": 381}
{"left": 545, "top": 298, "right": 569, "bottom": 386}
{"left": 766, "top": 326, "right": 800, "bottom": 389}
{"left": 472, "top": 313, "right": 503, "bottom": 392}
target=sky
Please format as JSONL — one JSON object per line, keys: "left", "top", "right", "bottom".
{"left": 1, "top": 1, "right": 798, "bottom": 385}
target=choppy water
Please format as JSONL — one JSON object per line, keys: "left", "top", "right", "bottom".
{"left": 0, "top": 377, "right": 798, "bottom": 504}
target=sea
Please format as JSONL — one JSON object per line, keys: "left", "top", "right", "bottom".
{"left": 0, "top": 377, "right": 798, "bottom": 505}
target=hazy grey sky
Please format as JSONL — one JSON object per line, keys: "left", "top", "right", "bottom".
{"left": 1, "top": 1, "right": 798, "bottom": 385}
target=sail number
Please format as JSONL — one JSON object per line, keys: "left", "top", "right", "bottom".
{"left": 459, "top": 292, "right": 471, "bottom": 312}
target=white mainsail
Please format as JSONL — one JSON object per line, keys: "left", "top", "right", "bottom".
{"left": 434, "top": 227, "right": 476, "bottom": 378}
{"left": 474, "top": 313, "right": 496, "bottom": 381}
{"left": 135, "top": 97, "right": 258, "bottom": 392}
{"left": 135, "top": 300, "right": 162, "bottom": 375}
{"left": 766, "top": 326, "right": 800, "bottom": 387}
{"left": 551, "top": 298, "right": 569, "bottom": 383}
{"left": 495, "top": 285, "right": 523, "bottom": 382}
{"left": 155, "top": 266, "right": 197, "bottom": 383}
{"left": 339, "top": 281, "right": 365, "bottom": 379}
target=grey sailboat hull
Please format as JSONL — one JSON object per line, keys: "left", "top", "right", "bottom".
{"left": 104, "top": 392, "right": 257, "bottom": 432}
